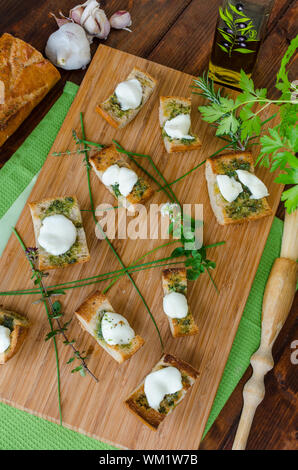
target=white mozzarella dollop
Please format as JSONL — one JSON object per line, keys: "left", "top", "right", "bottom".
{"left": 102, "top": 165, "right": 138, "bottom": 197}
{"left": 216, "top": 174, "right": 243, "bottom": 203}
{"left": 164, "top": 114, "right": 194, "bottom": 140}
{"left": 38, "top": 214, "right": 77, "bottom": 256}
{"left": 115, "top": 78, "right": 143, "bottom": 111}
{"left": 236, "top": 170, "right": 269, "bottom": 200}
{"left": 163, "top": 292, "right": 188, "bottom": 319}
{"left": 101, "top": 312, "right": 135, "bottom": 346}
{"left": 144, "top": 367, "right": 183, "bottom": 410}
{"left": 0, "top": 325, "right": 11, "bottom": 354}
{"left": 118, "top": 167, "right": 138, "bottom": 197}
{"left": 102, "top": 164, "right": 120, "bottom": 187}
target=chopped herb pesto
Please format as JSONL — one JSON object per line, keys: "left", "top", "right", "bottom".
{"left": 47, "top": 239, "right": 80, "bottom": 267}
{"left": 1, "top": 315, "right": 14, "bottom": 331}
{"left": 111, "top": 182, "right": 121, "bottom": 198}
{"left": 132, "top": 179, "right": 147, "bottom": 199}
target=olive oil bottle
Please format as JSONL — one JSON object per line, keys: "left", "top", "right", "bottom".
{"left": 209, "top": 0, "right": 274, "bottom": 88}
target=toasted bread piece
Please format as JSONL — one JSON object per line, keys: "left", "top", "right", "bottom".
{"left": 161, "top": 268, "right": 198, "bottom": 337}
{"left": 29, "top": 195, "right": 90, "bottom": 271}
{"left": 89, "top": 144, "right": 154, "bottom": 211}
{"left": 0, "top": 33, "right": 60, "bottom": 147}
{"left": 125, "top": 353, "right": 199, "bottom": 430}
{"left": 0, "top": 307, "right": 30, "bottom": 364}
{"left": 159, "top": 96, "right": 201, "bottom": 153}
{"left": 75, "top": 291, "right": 144, "bottom": 364}
{"left": 96, "top": 67, "right": 157, "bottom": 128}
{"left": 205, "top": 151, "right": 272, "bottom": 225}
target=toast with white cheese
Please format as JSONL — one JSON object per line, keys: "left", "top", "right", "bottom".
{"left": 89, "top": 144, "right": 154, "bottom": 211}
{"left": 162, "top": 268, "right": 199, "bottom": 337}
{"left": 29, "top": 195, "right": 90, "bottom": 271}
{"left": 75, "top": 291, "right": 144, "bottom": 364}
{"left": 159, "top": 96, "right": 201, "bottom": 153}
{"left": 96, "top": 67, "right": 157, "bottom": 128}
{"left": 125, "top": 353, "right": 199, "bottom": 430}
{"left": 205, "top": 152, "right": 272, "bottom": 225}
{"left": 0, "top": 307, "right": 30, "bottom": 364}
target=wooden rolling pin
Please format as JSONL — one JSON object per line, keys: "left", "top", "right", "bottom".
{"left": 232, "top": 209, "right": 298, "bottom": 450}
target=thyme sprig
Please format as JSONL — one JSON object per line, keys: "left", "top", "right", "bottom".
{"left": 13, "top": 239, "right": 98, "bottom": 390}
{"left": 13, "top": 230, "right": 63, "bottom": 425}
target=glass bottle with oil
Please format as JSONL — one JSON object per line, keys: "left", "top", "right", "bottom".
{"left": 209, "top": 0, "right": 274, "bottom": 88}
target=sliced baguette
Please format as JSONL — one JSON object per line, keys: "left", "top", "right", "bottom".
{"left": 96, "top": 67, "right": 157, "bottom": 128}
{"left": 29, "top": 195, "right": 90, "bottom": 271}
{"left": 162, "top": 268, "right": 198, "bottom": 337}
{"left": 125, "top": 353, "right": 199, "bottom": 430}
{"left": 205, "top": 151, "right": 272, "bottom": 225}
{"left": 0, "top": 307, "right": 30, "bottom": 364}
{"left": 159, "top": 96, "right": 201, "bottom": 153}
{"left": 89, "top": 144, "right": 154, "bottom": 211}
{"left": 75, "top": 291, "right": 144, "bottom": 364}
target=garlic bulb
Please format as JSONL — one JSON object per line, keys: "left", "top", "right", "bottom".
{"left": 70, "top": 0, "right": 110, "bottom": 39}
{"left": 45, "top": 23, "right": 91, "bottom": 70}
{"left": 110, "top": 11, "right": 132, "bottom": 31}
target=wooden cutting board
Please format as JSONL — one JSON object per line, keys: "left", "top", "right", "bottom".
{"left": 0, "top": 45, "right": 282, "bottom": 450}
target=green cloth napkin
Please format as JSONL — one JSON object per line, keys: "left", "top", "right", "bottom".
{"left": 0, "top": 82, "right": 283, "bottom": 450}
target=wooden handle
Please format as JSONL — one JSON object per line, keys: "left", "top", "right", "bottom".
{"left": 232, "top": 257, "right": 297, "bottom": 450}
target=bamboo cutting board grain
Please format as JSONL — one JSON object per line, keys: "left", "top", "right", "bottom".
{"left": 0, "top": 45, "right": 282, "bottom": 450}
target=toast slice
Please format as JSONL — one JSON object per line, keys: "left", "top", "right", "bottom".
{"left": 75, "top": 291, "right": 144, "bottom": 364}
{"left": 162, "top": 268, "right": 199, "bottom": 337}
{"left": 29, "top": 195, "right": 90, "bottom": 271}
{"left": 125, "top": 353, "right": 199, "bottom": 430}
{"left": 96, "top": 67, "right": 157, "bottom": 128}
{"left": 0, "top": 307, "right": 30, "bottom": 364}
{"left": 205, "top": 151, "right": 272, "bottom": 225}
{"left": 89, "top": 144, "right": 154, "bottom": 211}
{"left": 159, "top": 96, "right": 201, "bottom": 153}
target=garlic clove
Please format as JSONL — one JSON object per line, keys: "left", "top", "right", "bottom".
{"left": 110, "top": 10, "right": 132, "bottom": 31}
{"left": 49, "top": 12, "right": 70, "bottom": 28}
{"left": 70, "top": 6, "right": 85, "bottom": 24}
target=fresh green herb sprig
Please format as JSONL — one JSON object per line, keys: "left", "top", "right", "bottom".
{"left": 257, "top": 35, "right": 298, "bottom": 213}
{"left": 15, "top": 240, "right": 99, "bottom": 390}
{"left": 13, "top": 231, "right": 63, "bottom": 424}
{"left": 193, "top": 36, "right": 298, "bottom": 212}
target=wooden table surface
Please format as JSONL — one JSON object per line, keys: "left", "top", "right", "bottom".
{"left": 1, "top": 0, "right": 297, "bottom": 450}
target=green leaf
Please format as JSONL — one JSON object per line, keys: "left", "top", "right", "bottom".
{"left": 274, "top": 168, "right": 298, "bottom": 185}
{"left": 234, "top": 48, "right": 254, "bottom": 54}
{"left": 71, "top": 366, "right": 83, "bottom": 374}
{"left": 276, "top": 35, "right": 298, "bottom": 100}
{"left": 67, "top": 357, "right": 75, "bottom": 364}
{"left": 240, "top": 113, "right": 261, "bottom": 140}
{"left": 281, "top": 185, "right": 298, "bottom": 213}
{"left": 199, "top": 103, "right": 226, "bottom": 123}
{"left": 217, "top": 43, "right": 229, "bottom": 54}
{"left": 216, "top": 115, "right": 240, "bottom": 136}
{"left": 52, "top": 301, "right": 61, "bottom": 313}
{"left": 239, "top": 70, "right": 255, "bottom": 94}
{"left": 171, "top": 247, "right": 185, "bottom": 258}
{"left": 229, "top": 3, "right": 246, "bottom": 16}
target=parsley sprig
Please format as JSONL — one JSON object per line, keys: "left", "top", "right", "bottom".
{"left": 193, "top": 35, "right": 298, "bottom": 213}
